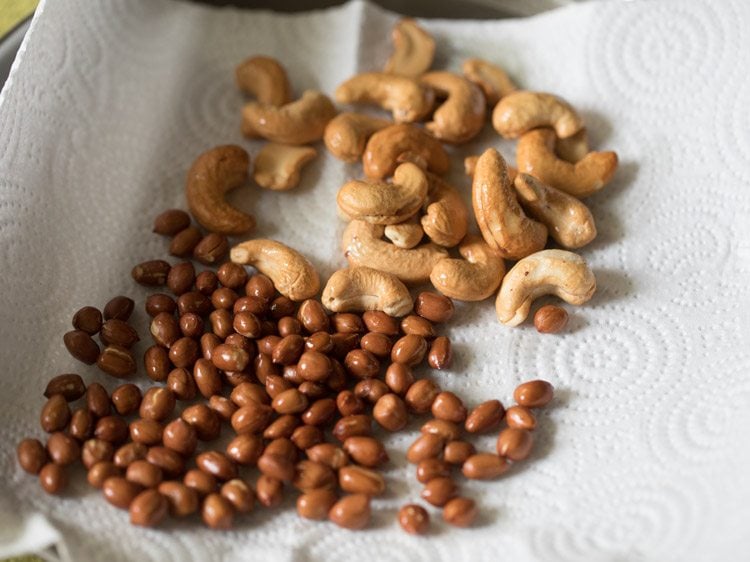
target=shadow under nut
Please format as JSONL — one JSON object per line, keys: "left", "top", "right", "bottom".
{"left": 492, "top": 90, "right": 583, "bottom": 139}
{"left": 324, "top": 112, "right": 391, "bottom": 163}
{"left": 363, "top": 123, "right": 450, "bottom": 179}
{"left": 420, "top": 71, "right": 486, "bottom": 144}
{"left": 430, "top": 234, "right": 505, "bottom": 301}
{"left": 235, "top": 55, "right": 291, "bottom": 107}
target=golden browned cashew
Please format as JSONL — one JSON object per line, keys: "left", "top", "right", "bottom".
{"left": 472, "top": 148, "right": 547, "bottom": 260}
{"left": 462, "top": 58, "right": 517, "bottom": 106}
{"left": 516, "top": 128, "right": 618, "bottom": 198}
{"left": 464, "top": 155, "right": 518, "bottom": 183}
{"left": 419, "top": 71, "right": 486, "bottom": 144}
{"left": 363, "top": 123, "right": 450, "bottom": 179}
{"left": 514, "top": 173, "right": 597, "bottom": 249}
{"left": 253, "top": 143, "right": 317, "bottom": 191}
{"left": 241, "top": 90, "right": 337, "bottom": 145}
{"left": 383, "top": 18, "right": 435, "bottom": 77}
{"left": 185, "top": 145, "right": 255, "bottom": 235}
{"left": 322, "top": 266, "right": 413, "bottom": 317}
{"left": 430, "top": 235, "right": 505, "bottom": 301}
{"left": 342, "top": 220, "right": 448, "bottom": 285}
{"left": 335, "top": 73, "right": 435, "bottom": 123}
{"left": 495, "top": 249, "right": 596, "bottom": 326}
{"left": 384, "top": 216, "right": 424, "bottom": 249}
{"left": 420, "top": 174, "right": 468, "bottom": 248}
{"left": 230, "top": 239, "right": 320, "bottom": 301}
{"left": 337, "top": 162, "right": 428, "bottom": 225}
{"left": 235, "top": 56, "right": 291, "bottom": 107}
{"left": 323, "top": 112, "right": 391, "bottom": 163}
{"left": 555, "top": 128, "right": 589, "bottom": 163}
{"left": 492, "top": 91, "right": 583, "bottom": 139}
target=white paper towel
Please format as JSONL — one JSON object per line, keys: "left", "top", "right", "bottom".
{"left": 1, "top": 0, "right": 749, "bottom": 560}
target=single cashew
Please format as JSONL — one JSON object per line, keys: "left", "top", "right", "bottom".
{"left": 324, "top": 112, "right": 391, "bottom": 163}
{"left": 430, "top": 235, "right": 505, "bottom": 301}
{"left": 419, "top": 71, "right": 486, "bottom": 144}
{"left": 363, "top": 123, "right": 450, "bottom": 179}
{"left": 514, "top": 173, "right": 596, "bottom": 249}
{"left": 384, "top": 216, "right": 424, "bottom": 249}
{"left": 342, "top": 220, "right": 448, "bottom": 285}
{"left": 516, "top": 128, "right": 618, "bottom": 198}
{"left": 185, "top": 145, "right": 255, "bottom": 235}
{"left": 235, "top": 56, "right": 291, "bottom": 107}
{"left": 420, "top": 173, "right": 468, "bottom": 248}
{"left": 555, "top": 128, "right": 589, "bottom": 163}
{"left": 253, "top": 143, "right": 317, "bottom": 191}
{"left": 337, "top": 162, "right": 428, "bottom": 225}
{"left": 492, "top": 91, "right": 583, "bottom": 139}
{"left": 335, "top": 73, "right": 435, "bottom": 123}
{"left": 464, "top": 155, "right": 518, "bottom": 183}
{"left": 241, "top": 90, "right": 337, "bottom": 145}
{"left": 462, "top": 58, "right": 517, "bottom": 106}
{"left": 230, "top": 239, "right": 320, "bottom": 301}
{"left": 495, "top": 249, "right": 596, "bottom": 326}
{"left": 472, "top": 148, "right": 548, "bottom": 260}
{"left": 322, "top": 266, "right": 413, "bottom": 317}
{"left": 383, "top": 18, "right": 435, "bottom": 77}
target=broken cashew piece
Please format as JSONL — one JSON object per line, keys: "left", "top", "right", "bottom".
{"left": 420, "top": 173, "right": 468, "bottom": 248}
{"left": 324, "top": 112, "right": 391, "bottom": 163}
{"left": 495, "top": 249, "right": 596, "bottom": 326}
{"left": 516, "top": 128, "right": 618, "bottom": 198}
{"left": 514, "top": 173, "right": 597, "bottom": 249}
{"left": 430, "top": 235, "right": 505, "bottom": 302}
{"left": 384, "top": 216, "right": 424, "bottom": 249}
{"left": 383, "top": 18, "right": 435, "bottom": 77}
{"left": 363, "top": 123, "right": 450, "bottom": 179}
{"left": 185, "top": 145, "right": 255, "bottom": 235}
{"left": 555, "top": 128, "right": 589, "bottom": 163}
{"left": 464, "top": 155, "right": 518, "bottom": 183}
{"left": 342, "top": 220, "right": 448, "bottom": 285}
{"left": 337, "top": 162, "right": 428, "bottom": 225}
{"left": 235, "top": 56, "right": 291, "bottom": 107}
{"left": 253, "top": 143, "right": 317, "bottom": 191}
{"left": 462, "top": 58, "right": 517, "bottom": 107}
{"left": 242, "top": 90, "right": 337, "bottom": 145}
{"left": 230, "top": 239, "right": 320, "bottom": 301}
{"left": 420, "top": 71, "right": 486, "bottom": 144}
{"left": 492, "top": 91, "right": 583, "bottom": 139}
{"left": 335, "top": 73, "right": 435, "bottom": 123}
{"left": 322, "top": 266, "right": 413, "bottom": 317}
{"left": 472, "top": 148, "right": 548, "bottom": 260}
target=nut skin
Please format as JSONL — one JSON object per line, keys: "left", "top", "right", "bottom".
{"left": 221, "top": 478, "right": 255, "bottom": 513}
{"left": 421, "top": 476, "right": 457, "bottom": 507}
{"left": 39, "top": 463, "right": 68, "bottom": 495}
{"left": 297, "top": 488, "right": 338, "bottom": 520}
{"left": 362, "top": 310, "right": 400, "bottom": 335}
{"left": 132, "top": 260, "right": 171, "bottom": 286}
{"left": 194, "top": 233, "right": 229, "bottom": 265}
{"left": 87, "top": 461, "right": 121, "bottom": 489}
{"left": 305, "top": 443, "right": 349, "bottom": 470}
{"left": 158, "top": 481, "right": 199, "bottom": 517}
{"left": 44, "top": 374, "right": 86, "bottom": 402}
{"left": 226, "top": 434, "right": 264, "bottom": 466}
{"left": 513, "top": 380, "right": 554, "bottom": 408}
{"left": 462, "top": 453, "right": 510, "bottom": 480}
{"left": 332, "top": 415, "right": 372, "bottom": 442}
{"left": 416, "top": 458, "right": 451, "bottom": 483}
{"left": 40, "top": 395, "right": 71, "bottom": 433}
{"left": 443, "top": 496, "right": 477, "bottom": 527}
{"left": 147, "top": 447, "right": 185, "bottom": 478}
{"left": 404, "top": 379, "right": 440, "bottom": 414}
{"left": 202, "top": 493, "right": 235, "bottom": 529}
{"left": 97, "top": 345, "right": 137, "bottom": 378}
{"left": 63, "top": 330, "right": 100, "bottom": 365}
{"left": 534, "top": 304, "right": 569, "bottom": 334}
{"left": 256, "top": 475, "right": 284, "bottom": 508}
{"left": 391, "top": 334, "right": 428, "bottom": 366}
{"left": 196, "top": 451, "right": 238, "bottom": 481}
{"left": 414, "top": 292, "right": 454, "bottom": 323}
{"left": 505, "top": 405, "right": 537, "bottom": 430}
{"left": 153, "top": 209, "right": 191, "bottom": 235}
{"left": 111, "top": 384, "right": 142, "bottom": 416}
{"left": 102, "top": 476, "right": 142, "bottom": 509}
{"left": 69, "top": 408, "right": 95, "bottom": 441}
{"left": 163, "top": 419, "right": 198, "bottom": 457}
{"left": 103, "top": 296, "right": 135, "bottom": 322}
{"left": 338, "top": 465, "right": 386, "bottom": 496}
{"left": 85, "top": 383, "right": 111, "bottom": 417}
{"left": 431, "top": 392, "right": 467, "bottom": 423}
{"left": 17, "top": 438, "right": 48, "bottom": 474}
{"left": 421, "top": 419, "right": 461, "bottom": 442}
{"left": 406, "top": 433, "right": 444, "bottom": 464}
{"left": 184, "top": 469, "right": 218, "bottom": 497}
{"left": 399, "top": 504, "right": 430, "bottom": 535}
{"left": 328, "top": 494, "right": 371, "bottom": 530}
{"left": 342, "top": 436, "right": 388, "bottom": 467}
{"left": 373, "top": 394, "right": 408, "bottom": 432}
{"left": 72, "top": 306, "right": 103, "bottom": 335}
{"left": 443, "top": 441, "right": 476, "bottom": 466}
{"left": 427, "top": 336, "right": 452, "bottom": 370}
{"left": 465, "top": 399, "right": 505, "bottom": 433}
{"left": 496, "top": 428, "right": 534, "bottom": 461}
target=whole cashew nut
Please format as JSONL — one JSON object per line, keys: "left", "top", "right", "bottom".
{"left": 324, "top": 112, "right": 391, "bottom": 163}
{"left": 235, "top": 56, "right": 291, "bottom": 107}
{"left": 342, "top": 220, "right": 448, "bottom": 285}
{"left": 516, "top": 128, "right": 618, "bottom": 198}
{"left": 492, "top": 91, "right": 583, "bottom": 139}
{"left": 419, "top": 71, "right": 486, "bottom": 144}
{"left": 514, "top": 173, "right": 597, "bottom": 249}
{"left": 322, "top": 266, "right": 413, "bottom": 317}
{"left": 555, "top": 128, "right": 589, "bottom": 163}
{"left": 384, "top": 216, "right": 424, "bottom": 249}
{"left": 464, "top": 155, "right": 518, "bottom": 183}
{"left": 383, "top": 18, "right": 435, "bottom": 78}
{"left": 337, "top": 162, "right": 428, "bottom": 225}
{"left": 495, "top": 249, "right": 596, "bottom": 326}
{"left": 241, "top": 90, "right": 337, "bottom": 145}
{"left": 472, "top": 148, "right": 548, "bottom": 260}
{"left": 420, "top": 173, "right": 468, "bottom": 248}
{"left": 430, "top": 235, "right": 505, "bottom": 301}
{"left": 363, "top": 123, "right": 450, "bottom": 179}
{"left": 230, "top": 239, "right": 320, "bottom": 301}
{"left": 335, "top": 73, "right": 435, "bottom": 123}
{"left": 462, "top": 58, "right": 517, "bottom": 107}
{"left": 253, "top": 143, "right": 317, "bottom": 191}
{"left": 185, "top": 145, "right": 255, "bottom": 235}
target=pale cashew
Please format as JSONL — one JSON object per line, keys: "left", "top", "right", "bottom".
{"left": 335, "top": 73, "right": 435, "bottom": 123}
{"left": 337, "top": 162, "right": 428, "bottom": 225}
{"left": 464, "top": 155, "right": 518, "bottom": 183}
{"left": 419, "top": 71, "right": 486, "bottom": 144}
{"left": 241, "top": 90, "right": 337, "bottom": 145}
{"left": 420, "top": 173, "right": 468, "bottom": 248}
{"left": 363, "top": 123, "right": 450, "bottom": 179}
{"left": 555, "top": 128, "right": 589, "bottom": 163}
{"left": 516, "top": 128, "right": 618, "bottom": 198}
{"left": 342, "top": 220, "right": 448, "bottom": 285}
{"left": 462, "top": 58, "right": 517, "bottom": 106}
{"left": 253, "top": 143, "right": 317, "bottom": 191}
{"left": 495, "top": 249, "right": 596, "bottom": 326}
{"left": 185, "top": 145, "right": 255, "bottom": 235}
{"left": 514, "top": 173, "right": 597, "bottom": 249}
{"left": 235, "top": 56, "right": 291, "bottom": 107}
{"left": 492, "top": 91, "right": 583, "bottom": 139}
{"left": 383, "top": 18, "right": 435, "bottom": 77}
{"left": 384, "top": 217, "right": 424, "bottom": 249}
{"left": 430, "top": 235, "right": 505, "bottom": 301}
{"left": 472, "top": 148, "right": 548, "bottom": 260}
{"left": 324, "top": 112, "right": 391, "bottom": 163}
{"left": 230, "top": 239, "right": 320, "bottom": 301}
{"left": 322, "top": 266, "right": 413, "bottom": 317}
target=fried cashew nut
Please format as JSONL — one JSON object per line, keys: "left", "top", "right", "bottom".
{"left": 324, "top": 112, "right": 391, "bottom": 163}
{"left": 383, "top": 18, "right": 435, "bottom": 77}
{"left": 235, "top": 56, "right": 291, "bottom": 107}
{"left": 464, "top": 155, "right": 518, "bottom": 183}
{"left": 555, "top": 128, "right": 589, "bottom": 163}
{"left": 430, "top": 235, "right": 505, "bottom": 301}
{"left": 462, "top": 58, "right": 517, "bottom": 106}
{"left": 492, "top": 91, "right": 583, "bottom": 139}
{"left": 185, "top": 145, "right": 255, "bottom": 235}
{"left": 419, "top": 71, "right": 486, "bottom": 144}
{"left": 384, "top": 216, "right": 424, "bottom": 249}
{"left": 253, "top": 143, "right": 317, "bottom": 191}
{"left": 335, "top": 73, "right": 435, "bottom": 123}
{"left": 421, "top": 173, "right": 468, "bottom": 248}
{"left": 322, "top": 266, "right": 413, "bottom": 317}
{"left": 495, "top": 249, "right": 596, "bottom": 326}
{"left": 363, "top": 123, "right": 450, "bottom": 179}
